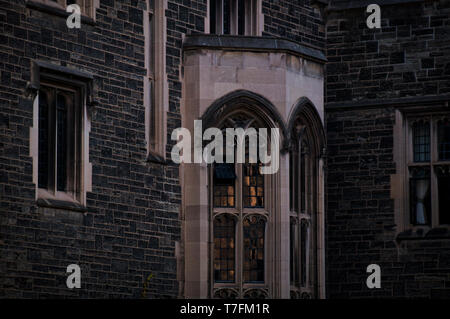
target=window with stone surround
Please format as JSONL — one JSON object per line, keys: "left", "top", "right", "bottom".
{"left": 209, "top": 0, "right": 262, "bottom": 36}
{"left": 38, "top": 84, "right": 82, "bottom": 203}
{"left": 144, "top": 0, "right": 167, "bottom": 160}
{"left": 406, "top": 115, "right": 450, "bottom": 226}
{"left": 30, "top": 61, "right": 93, "bottom": 208}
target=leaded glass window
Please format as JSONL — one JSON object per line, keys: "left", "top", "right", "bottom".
{"left": 214, "top": 214, "right": 236, "bottom": 282}
{"left": 243, "top": 163, "right": 264, "bottom": 208}
{"left": 243, "top": 215, "right": 265, "bottom": 283}
{"left": 413, "top": 121, "right": 430, "bottom": 162}
{"left": 213, "top": 163, "right": 236, "bottom": 208}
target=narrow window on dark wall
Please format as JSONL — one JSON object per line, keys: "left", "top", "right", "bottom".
{"left": 56, "top": 94, "right": 67, "bottom": 191}
{"left": 147, "top": 3, "right": 156, "bottom": 150}
{"left": 38, "top": 85, "right": 81, "bottom": 199}
{"left": 214, "top": 214, "right": 236, "bottom": 282}
{"left": 243, "top": 215, "right": 265, "bottom": 283}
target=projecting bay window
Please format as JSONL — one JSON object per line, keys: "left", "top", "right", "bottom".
{"left": 209, "top": 0, "right": 261, "bottom": 36}
{"left": 38, "top": 84, "right": 82, "bottom": 202}
{"left": 407, "top": 116, "right": 450, "bottom": 226}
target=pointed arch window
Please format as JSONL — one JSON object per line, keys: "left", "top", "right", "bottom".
{"left": 211, "top": 112, "right": 269, "bottom": 299}
{"left": 289, "top": 123, "right": 318, "bottom": 299}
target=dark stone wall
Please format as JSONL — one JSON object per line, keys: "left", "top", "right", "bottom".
{"left": 0, "top": 0, "right": 325, "bottom": 298}
{"left": 262, "top": 0, "right": 325, "bottom": 49}
{"left": 325, "top": 0, "right": 450, "bottom": 298}
{"left": 0, "top": 0, "right": 189, "bottom": 298}
{"left": 326, "top": 0, "right": 450, "bottom": 104}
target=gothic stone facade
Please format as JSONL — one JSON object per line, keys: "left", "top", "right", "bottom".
{"left": 0, "top": 0, "right": 449, "bottom": 298}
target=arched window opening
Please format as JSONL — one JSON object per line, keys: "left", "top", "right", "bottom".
{"left": 289, "top": 124, "right": 318, "bottom": 299}
{"left": 211, "top": 110, "right": 271, "bottom": 299}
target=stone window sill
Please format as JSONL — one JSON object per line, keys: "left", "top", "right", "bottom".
{"left": 396, "top": 227, "right": 450, "bottom": 241}
{"left": 147, "top": 151, "right": 167, "bottom": 165}
{"left": 26, "top": 0, "right": 96, "bottom": 26}
{"left": 37, "top": 198, "right": 88, "bottom": 213}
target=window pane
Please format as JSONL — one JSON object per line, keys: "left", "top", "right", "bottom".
{"left": 243, "top": 163, "right": 264, "bottom": 208}
{"left": 210, "top": 0, "right": 216, "bottom": 34}
{"left": 148, "top": 13, "right": 155, "bottom": 75}
{"left": 413, "top": 121, "right": 430, "bottom": 162}
{"left": 290, "top": 152, "right": 299, "bottom": 212}
{"left": 223, "top": 0, "right": 230, "bottom": 34}
{"left": 243, "top": 215, "right": 265, "bottom": 283}
{"left": 289, "top": 218, "right": 297, "bottom": 285}
{"left": 300, "top": 141, "right": 307, "bottom": 212}
{"left": 300, "top": 219, "right": 309, "bottom": 287}
{"left": 436, "top": 166, "right": 450, "bottom": 225}
{"left": 213, "top": 163, "right": 236, "bottom": 208}
{"left": 238, "top": 0, "right": 245, "bottom": 35}
{"left": 214, "top": 215, "right": 235, "bottom": 282}
{"left": 38, "top": 90, "right": 49, "bottom": 189}
{"left": 438, "top": 120, "right": 450, "bottom": 161}
{"left": 409, "top": 168, "right": 431, "bottom": 225}
{"left": 148, "top": 79, "right": 155, "bottom": 148}
{"left": 56, "top": 93, "right": 68, "bottom": 192}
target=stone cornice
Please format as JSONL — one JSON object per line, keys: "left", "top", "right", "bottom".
{"left": 183, "top": 34, "right": 327, "bottom": 64}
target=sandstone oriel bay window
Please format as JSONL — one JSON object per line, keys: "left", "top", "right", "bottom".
{"left": 407, "top": 115, "right": 450, "bottom": 226}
